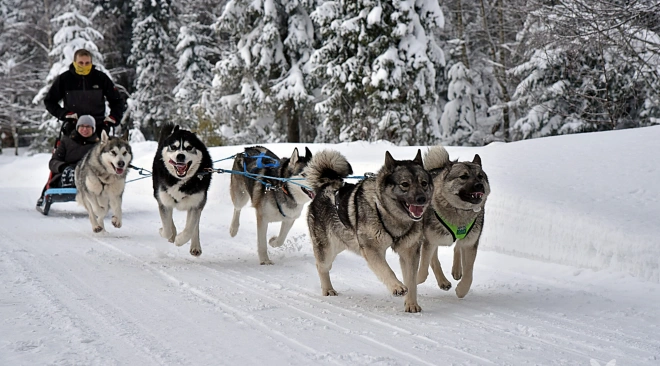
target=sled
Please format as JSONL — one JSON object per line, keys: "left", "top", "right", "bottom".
{"left": 36, "top": 186, "right": 77, "bottom": 215}
{"left": 36, "top": 120, "right": 79, "bottom": 215}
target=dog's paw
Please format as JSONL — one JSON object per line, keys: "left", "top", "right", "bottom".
{"left": 455, "top": 281, "right": 471, "bottom": 299}
{"left": 417, "top": 271, "right": 429, "bottom": 285}
{"left": 260, "top": 259, "right": 274, "bottom": 265}
{"left": 229, "top": 225, "right": 239, "bottom": 237}
{"left": 174, "top": 233, "right": 191, "bottom": 247}
{"left": 390, "top": 284, "right": 408, "bottom": 297}
{"left": 111, "top": 216, "right": 122, "bottom": 228}
{"left": 452, "top": 268, "right": 462, "bottom": 281}
{"left": 322, "top": 289, "right": 338, "bottom": 296}
{"left": 190, "top": 247, "right": 202, "bottom": 257}
{"left": 268, "top": 236, "right": 284, "bottom": 248}
{"left": 404, "top": 301, "right": 422, "bottom": 313}
{"left": 93, "top": 226, "right": 103, "bottom": 233}
{"left": 159, "top": 227, "right": 176, "bottom": 243}
{"left": 439, "top": 281, "right": 452, "bottom": 291}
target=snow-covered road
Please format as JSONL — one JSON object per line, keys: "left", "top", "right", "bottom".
{"left": 2, "top": 130, "right": 659, "bottom": 365}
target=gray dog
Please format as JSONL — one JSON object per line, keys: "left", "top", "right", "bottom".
{"left": 229, "top": 146, "right": 314, "bottom": 265}
{"left": 305, "top": 150, "right": 433, "bottom": 312}
{"left": 75, "top": 130, "right": 132, "bottom": 233}
{"left": 417, "top": 145, "right": 490, "bottom": 298}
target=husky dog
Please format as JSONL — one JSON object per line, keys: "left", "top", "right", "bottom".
{"left": 229, "top": 146, "right": 314, "bottom": 265}
{"left": 305, "top": 150, "right": 433, "bottom": 313}
{"left": 417, "top": 146, "right": 490, "bottom": 298}
{"left": 152, "top": 124, "right": 212, "bottom": 257}
{"left": 75, "top": 130, "right": 133, "bottom": 233}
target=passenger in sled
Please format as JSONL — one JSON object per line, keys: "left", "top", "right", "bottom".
{"left": 36, "top": 48, "right": 124, "bottom": 214}
{"left": 35, "top": 116, "right": 98, "bottom": 213}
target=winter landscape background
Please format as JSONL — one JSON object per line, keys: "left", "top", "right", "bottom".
{"left": 1, "top": 0, "right": 659, "bottom": 151}
{"left": 1, "top": 126, "right": 659, "bottom": 365}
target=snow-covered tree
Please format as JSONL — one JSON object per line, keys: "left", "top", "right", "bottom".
{"left": 129, "top": 0, "right": 177, "bottom": 139}
{"left": 212, "top": 0, "right": 317, "bottom": 144}
{"left": 509, "top": 0, "right": 660, "bottom": 140}
{"left": 173, "top": 11, "right": 218, "bottom": 130}
{"left": 0, "top": 0, "right": 54, "bottom": 153}
{"left": 310, "top": 0, "right": 445, "bottom": 145}
{"left": 440, "top": 62, "right": 480, "bottom": 145}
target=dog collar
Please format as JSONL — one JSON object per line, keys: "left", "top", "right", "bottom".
{"left": 434, "top": 211, "right": 475, "bottom": 241}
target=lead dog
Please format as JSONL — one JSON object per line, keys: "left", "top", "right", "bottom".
{"left": 152, "top": 124, "right": 212, "bottom": 256}
{"left": 417, "top": 145, "right": 490, "bottom": 298}
{"left": 75, "top": 130, "right": 132, "bottom": 233}
{"left": 305, "top": 150, "right": 433, "bottom": 312}
{"left": 229, "top": 146, "right": 314, "bottom": 264}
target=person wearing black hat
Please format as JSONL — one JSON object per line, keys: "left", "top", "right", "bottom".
{"left": 36, "top": 115, "right": 100, "bottom": 206}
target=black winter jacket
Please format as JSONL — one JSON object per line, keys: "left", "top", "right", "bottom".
{"left": 48, "top": 132, "right": 99, "bottom": 180}
{"left": 44, "top": 64, "right": 124, "bottom": 123}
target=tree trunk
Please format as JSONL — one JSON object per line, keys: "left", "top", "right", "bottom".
{"left": 456, "top": 0, "right": 470, "bottom": 69}
{"left": 286, "top": 99, "right": 300, "bottom": 143}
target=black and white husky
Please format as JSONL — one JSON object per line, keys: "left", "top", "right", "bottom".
{"left": 152, "top": 124, "right": 212, "bottom": 257}
{"left": 229, "top": 146, "right": 314, "bottom": 265}
{"left": 75, "top": 130, "right": 132, "bottom": 233}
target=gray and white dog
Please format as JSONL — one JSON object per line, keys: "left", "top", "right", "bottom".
{"left": 229, "top": 146, "right": 314, "bottom": 265}
{"left": 152, "top": 124, "right": 213, "bottom": 257}
{"left": 417, "top": 145, "right": 490, "bottom": 298}
{"left": 305, "top": 150, "right": 433, "bottom": 313}
{"left": 75, "top": 130, "right": 132, "bottom": 233}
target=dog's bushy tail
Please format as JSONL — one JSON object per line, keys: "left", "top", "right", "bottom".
{"left": 158, "top": 123, "right": 176, "bottom": 145}
{"left": 424, "top": 145, "right": 451, "bottom": 170}
{"left": 303, "top": 150, "right": 353, "bottom": 192}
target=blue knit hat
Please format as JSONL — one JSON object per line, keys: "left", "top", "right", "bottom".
{"left": 76, "top": 115, "right": 96, "bottom": 133}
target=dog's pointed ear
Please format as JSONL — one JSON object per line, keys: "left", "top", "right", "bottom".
{"left": 413, "top": 149, "right": 423, "bottom": 165}
{"left": 384, "top": 151, "right": 396, "bottom": 170}
{"left": 472, "top": 154, "right": 482, "bottom": 166}
{"left": 172, "top": 125, "right": 180, "bottom": 135}
{"left": 121, "top": 129, "right": 129, "bottom": 142}
{"left": 101, "top": 130, "right": 109, "bottom": 144}
{"left": 290, "top": 147, "right": 300, "bottom": 165}
{"left": 305, "top": 147, "right": 312, "bottom": 160}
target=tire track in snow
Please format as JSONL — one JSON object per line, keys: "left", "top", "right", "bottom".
{"left": 77, "top": 233, "right": 338, "bottom": 364}
{"left": 189, "top": 261, "right": 496, "bottom": 365}
{"left": 0, "top": 226, "right": 191, "bottom": 366}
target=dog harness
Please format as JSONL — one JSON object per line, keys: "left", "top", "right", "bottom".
{"left": 434, "top": 211, "right": 476, "bottom": 241}
{"left": 244, "top": 151, "right": 280, "bottom": 170}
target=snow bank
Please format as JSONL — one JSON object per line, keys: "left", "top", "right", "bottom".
{"left": 476, "top": 126, "right": 660, "bottom": 283}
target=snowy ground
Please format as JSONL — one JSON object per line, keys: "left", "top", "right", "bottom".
{"left": 1, "top": 127, "right": 659, "bottom": 365}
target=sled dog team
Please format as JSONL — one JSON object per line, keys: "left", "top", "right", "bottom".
{"left": 73, "top": 123, "right": 490, "bottom": 312}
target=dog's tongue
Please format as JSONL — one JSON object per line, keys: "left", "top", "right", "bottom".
{"left": 115, "top": 167, "right": 124, "bottom": 175}
{"left": 409, "top": 205, "right": 425, "bottom": 217}
{"left": 175, "top": 163, "right": 187, "bottom": 176}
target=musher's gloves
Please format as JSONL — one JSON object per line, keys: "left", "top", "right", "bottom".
{"left": 104, "top": 116, "right": 117, "bottom": 126}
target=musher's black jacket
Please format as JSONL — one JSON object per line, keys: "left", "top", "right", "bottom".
{"left": 44, "top": 64, "right": 123, "bottom": 123}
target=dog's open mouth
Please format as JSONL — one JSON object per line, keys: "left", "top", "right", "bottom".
{"left": 301, "top": 186, "right": 315, "bottom": 200}
{"left": 169, "top": 159, "right": 192, "bottom": 177}
{"left": 112, "top": 164, "right": 125, "bottom": 175}
{"left": 459, "top": 191, "right": 484, "bottom": 204}
{"left": 404, "top": 203, "right": 426, "bottom": 221}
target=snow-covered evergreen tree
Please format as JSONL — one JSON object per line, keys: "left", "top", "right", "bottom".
{"left": 310, "top": 0, "right": 445, "bottom": 144}
{"left": 440, "top": 62, "right": 480, "bottom": 145}
{"left": 509, "top": 0, "right": 660, "bottom": 140}
{"left": 129, "top": 0, "right": 177, "bottom": 139}
{"left": 212, "top": 0, "right": 316, "bottom": 143}
{"left": 173, "top": 11, "right": 218, "bottom": 131}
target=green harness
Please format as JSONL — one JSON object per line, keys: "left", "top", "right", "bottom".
{"left": 434, "top": 211, "right": 476, "bottom": 241}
